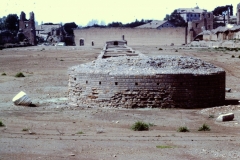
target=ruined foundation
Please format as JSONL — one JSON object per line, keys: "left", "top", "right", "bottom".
{"left": 68, "top": 48, "right": 225, "bottom": 108}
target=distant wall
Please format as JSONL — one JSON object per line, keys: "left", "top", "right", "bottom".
{"left": 74, "top": 28, "right": 185, "bottom": 46}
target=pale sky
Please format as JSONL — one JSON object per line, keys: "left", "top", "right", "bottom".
{"left": 0, "top": 0, "right": 240, "bottom": 26}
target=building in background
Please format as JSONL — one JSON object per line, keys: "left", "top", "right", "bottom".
{"left": 177, "top": 7, "right": 207, "bottom": 22}
{"left": 18, "top": 11, "right": 36, "bottom": 45}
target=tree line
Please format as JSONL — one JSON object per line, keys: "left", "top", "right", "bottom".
{"left": 83, "top": 19, "right": 152, "bottom": 28}
{"left": 0, "top": 14, "right": 19, "bottom": 34}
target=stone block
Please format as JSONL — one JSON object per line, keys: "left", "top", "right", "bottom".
{"left": 216, "top": 113, "right": 234, "bottom": 122}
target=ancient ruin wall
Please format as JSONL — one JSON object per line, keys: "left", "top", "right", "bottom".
{"left": 74, "top": 28, "right": 185, "bottom": 47}
{"left": 68, "top": 56, "right": 225, "bottom": 108}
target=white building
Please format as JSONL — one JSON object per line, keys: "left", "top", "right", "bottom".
{"left": 177, "top": 8, "right": 207, "bottom": 22}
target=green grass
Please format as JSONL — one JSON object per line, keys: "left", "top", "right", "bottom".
{"left": 131, "top": 121, "right": 150, "bottom": 131}
{"left": 76, "top": 131, "right": 84, "bottom": 134}
{"left": 1, "top": 73, "right": 6, "bottom": 76}
{"left": 198, "top": 123, "right": 211, "bottom": 131}
{"left": 156, "top": 145, "right": 173, "bottom": 149}
{"left": 0, "top": 120, "right": 5, "bottom": 127}
{"left": 15, "top": 72, "right": 25, "bottom": 77}
{"left": 177, "top": 126, "right": 190, "bottom": 132}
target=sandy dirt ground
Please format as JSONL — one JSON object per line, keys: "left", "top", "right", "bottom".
{"left": 1, "top": 45, "right": 240, "bottom": 160}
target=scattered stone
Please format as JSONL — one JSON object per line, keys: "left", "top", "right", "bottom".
{"left": 225, "top": 88, "right": 231, "bottom": 92}
{"left": 216, "top": 113, "right": 234, "bottom": 122}
{"left": 12, "top": 91, "right": 32, "bottom": 106}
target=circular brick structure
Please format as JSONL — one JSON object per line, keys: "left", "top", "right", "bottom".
{"left": 68, "top": 55, "right": 225, "bottom": 108}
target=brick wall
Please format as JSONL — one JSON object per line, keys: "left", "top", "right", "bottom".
{"left": 74, "top": 28, "right": 186, "bottom": 47}
{"left": 68, "top": 72, "right": 225, "bottom": 108}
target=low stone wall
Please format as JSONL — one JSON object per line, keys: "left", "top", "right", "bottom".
{"left": 68, "top": 55, "right": 225, "bottom": 108}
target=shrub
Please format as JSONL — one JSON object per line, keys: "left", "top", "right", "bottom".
{"left": 0, "top": 120, "right": 5, "bottom": 127}
{"left": 131, "top": 121, "right": 149, "bottom": 131}
{"left": 156, "top": 145, "right": 173, "bottom": 149}
{"left": 76, "top": 131, "right": 84, "bottom": 134}
{"left": 1, "top": 73, "right": 6, "bottom": 76}
{"left": 232, "top": 55, "right": 235, "bottom": 58}
{"left": 177, "top": 126, "right": 189, "bottom": 132}
{"left": 175, "top": 50, "right": 178, "bottom": 52}
{"left": 238, "top": 55, "right": 240, "bottom": 58}
{"left": 22, "top": 128, "right": 29, "bottom": 131}
{"left": 198, "top": 123, "right": 211, "bottom": 131}
{"left": 15, "top": 72, "right": 25, "bottom": 77}
{"left": 159, "top": 48, "right": 163, "bottom": 50}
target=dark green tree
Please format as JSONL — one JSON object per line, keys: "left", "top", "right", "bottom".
{"left": 63, "top": 22, "right": 78, "bottom": 35}
{"left": 167, "top": 10, "right": 186, "bottom": 27}
{"left": 5, "top": 14, "right": 19, "bottom": 32}
{"left": 164, "top": 14, "right": 170, "bottom": 21}
{"left": 0, "top": 16, "right": 6, "bottom": 30}
{"left": 107, "top": 22, "right": 123, "bottom": 27}
{"left": 213, "top": 5, "right": 233, "bottom": 16}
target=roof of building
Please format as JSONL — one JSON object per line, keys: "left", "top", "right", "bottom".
{"left": 177, "top": 8, "right": 207, "bottom": 13}
{"left": 135, "top": 20, "right": 170, "bottom": 29}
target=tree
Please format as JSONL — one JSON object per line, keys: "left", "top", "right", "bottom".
{"left": 5, "top": 14, "right": 19, "bottom": 32}
{"left": 213, "top": 5, "right": 233, "bottom": 16}
{"left": 164, "top": 14, "right": 170, "bottom": 21}
{"left": 87, "top": 19, "right": 99, "bottom": 26}
{"left": 0, "top": 16, "right": 6, "bottom": 30}
{"left": 123, "top": 19, "right": 148, "bottom": 28}
{"left": 100, "top": 20, "right": 106, "bottom": 26}
{"left": 167, "top": 10, "right": 186, "bottom": 27}
{"left": 63, "top": 22, "right": 78, "bottom": 35}
{"left": 107, "top": 22, "right": 123, "bottom": 27}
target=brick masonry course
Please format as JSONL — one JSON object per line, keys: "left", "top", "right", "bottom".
{"left": 68, "top": 54, "right": 225, "bottom": 109}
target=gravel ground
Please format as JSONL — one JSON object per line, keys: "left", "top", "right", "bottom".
{"left": 1, "top": 45, "right": 240, "bottom": 160}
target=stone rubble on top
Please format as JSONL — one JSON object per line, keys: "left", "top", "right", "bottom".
{"left": 69, "top": 55, "right": 224, "bottom": 75}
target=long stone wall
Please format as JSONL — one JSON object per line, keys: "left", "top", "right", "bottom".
{"left": 74, "top": 28, "right": 185, "bottom": 47}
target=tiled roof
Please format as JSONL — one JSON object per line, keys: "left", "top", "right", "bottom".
{"left": 135, "top": 20, "right": 168, "bottom": 29}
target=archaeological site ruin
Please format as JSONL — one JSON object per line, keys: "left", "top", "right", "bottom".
{"left": 68, "top": 41, "right": 225, "bottom": 109}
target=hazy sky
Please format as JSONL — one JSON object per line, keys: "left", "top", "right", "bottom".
{"left": 1, "top": 0, "right": 240, "bottom": 26}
